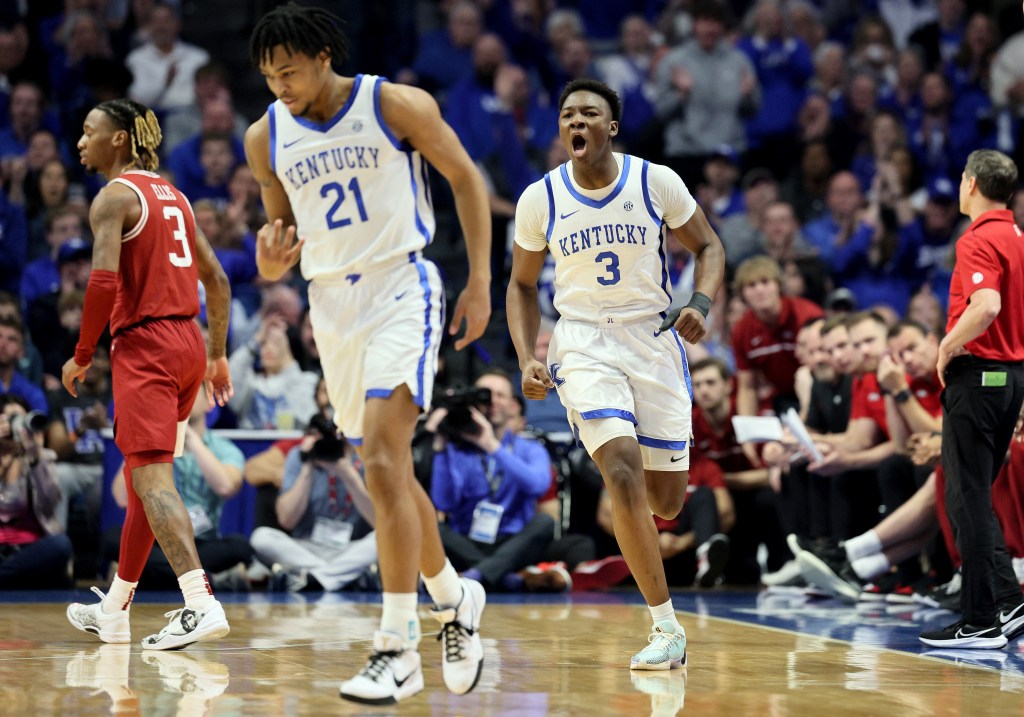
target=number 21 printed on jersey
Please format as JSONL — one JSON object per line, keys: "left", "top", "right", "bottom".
{"left": 321, "top": 177, "right": 369, "bottom": 230}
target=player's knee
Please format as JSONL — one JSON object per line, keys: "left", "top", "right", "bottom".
{"left": 602, "top": 459, "right": 645, "bottom": 505}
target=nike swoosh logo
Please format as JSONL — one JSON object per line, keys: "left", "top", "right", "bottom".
{"left": 394, "top": 672, "right": 412, "bottom": 687}
{"left": 670, "top": 455, "right": 685, "bottom": 463}
{"left": 395, "top": 291, "right": 408, "bottom": 301}
{"left": 559, "top": 210, "right": 580, "bottom": 220}
{"left": 283, "top": 137, "right": 305, "bottom": 149}
{"left": 956, "top": 627, "right": 994, "bottom": 638}
{"left": 1000, "top": 609, "right": 1022, "bottom": 622}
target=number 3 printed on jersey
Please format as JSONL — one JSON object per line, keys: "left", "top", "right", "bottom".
{"left": 165, "top": 206, "right": 193, "bottom": 267}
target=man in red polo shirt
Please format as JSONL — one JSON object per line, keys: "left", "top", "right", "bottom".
{"left": 732, "top": 256, "right": 824, "bottom": 419}
{"left": 920, "top": 149, "right": 1024, "bottom": 649}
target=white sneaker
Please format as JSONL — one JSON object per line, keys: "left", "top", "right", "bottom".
{"left": 631, "top": 620, "right": 687, "bottom": 671}
{"left": 141, "top": 600, "right": 230, "bottom": 651}
{"left": 67, "top": 587, "right": 131, "bottom": 644}
{"left": 65, "top": 644, "right": 137, "bottom": 709}
{"left": 339, "top": 631, "right": 423, "bottom": 705}
{"left": 142, "top": 650, "right": 230, "bottom": 698}
{"left": 630, "top": 669, "right": 688, "bottom": 717}
{"left": 430, "top": 577, "right": 485, "bottom": 695}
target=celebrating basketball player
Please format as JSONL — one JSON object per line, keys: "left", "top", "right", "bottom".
{"left": 245, "top": 3, "right": 491, "bottom": 705}
{"left": 507, "top": 78, "right": 726, "bottom": 669}
{"left": 64, "top": 99, "right": 234, "bottom": 650}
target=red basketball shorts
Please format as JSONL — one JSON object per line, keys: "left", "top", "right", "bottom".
{"left": 111, "top": 317, "right": 205, "bottom": 458}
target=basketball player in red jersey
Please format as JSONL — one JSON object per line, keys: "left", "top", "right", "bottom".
{"left": 63, "top": 99, "right": 235, "bottom": 651}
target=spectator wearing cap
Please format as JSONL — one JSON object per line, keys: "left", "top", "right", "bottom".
{"left": 652, "top": 0, "right": 760, "bottom": 189}
{"left": 697, "top": 145, "right": 745, "bottom": 228}
{"left": 902, "top": 176, "right": 964, "bottom": 300}
{"left": 19, "top": 210, "right": 85, "bottom": 310}
{"left": 802, "top": 171, "right": 864, "bottom": 265}
{"left": 26, "top": 236, "right": 91, "bottom": 380}
{"left": 737, "top": 0, "right": 814, "bottom": 183}
{"left": 825, "top": 288, "right": 858, "bottom": 316}
{"left": 718, "top": 168, "right": 778, "bottom": 267}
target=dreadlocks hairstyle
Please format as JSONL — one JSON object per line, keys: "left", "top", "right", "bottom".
{"left": 95, "top": 99, "right": 162, "bottom": 171}
{"left": 249, "top": 2, "right": 350, "bottom": 69}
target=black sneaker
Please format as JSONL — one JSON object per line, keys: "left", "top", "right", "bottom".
{"left": 695, "top": 534, "right": 730, "bottom": 588}
{"left": 795, "top": 549, "right": 862, "bottom": 603}
{"left": 997, "top": 598, "right": 1024, "bottom": 640}
{"left": 915, "top": 572, "right": 961, "bottom": 609}
{"left": 919, "top": 620, "right": 1007, "bottom": 649}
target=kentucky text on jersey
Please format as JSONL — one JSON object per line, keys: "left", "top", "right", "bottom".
{"left": 282, "top": 146, "right": 381, "bottom": 189}
{"left": 557, "top": 223, "right": 649, "bottom": 257}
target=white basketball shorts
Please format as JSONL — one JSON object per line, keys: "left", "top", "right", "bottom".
{"left": 548, "top": 315, "right": 692, "bottom": 471}
{"left": 308, "top": 255, "right": 444, "bottom": 446}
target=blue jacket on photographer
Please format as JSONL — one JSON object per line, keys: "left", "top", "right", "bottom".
{"left": 424, "top": 370, "right": 555, "bottom": 590}
{"left": 428, "top": 370, "right": 552, "bottom": 535}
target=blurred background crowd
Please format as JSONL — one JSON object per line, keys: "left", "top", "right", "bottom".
{"left": 2, "top": 0, "right": 1024, "bottom": 605}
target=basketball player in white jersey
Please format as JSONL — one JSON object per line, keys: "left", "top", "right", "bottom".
{"left": 508, "top": 79, "right": 726, "bottom": 669}
{"left": 245, "top": 4, "right": 491, "bottom": 705}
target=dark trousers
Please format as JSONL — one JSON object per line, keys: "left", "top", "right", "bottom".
{"left": 101, "top": 526, "right": 254, "bottom": 591}
{"left": 724, "top": 486, "right": 790, "bottom": 583}
{"left": 665, "top": 486, "right": 721, "bottom": 585}
{"left": 541, "top": 533, "right": 596, "bottom": 571}
{"left": 942, "top": 355, "right": 1024, "bottom": 624}
{"left": 0, "top": 534, "right": 73, "bottom": 589}
{"left": 440, "top": 512, "right": 555, "bottom": 588}
{"left": 878, "top": 453, "right": 932, "bottom": 517}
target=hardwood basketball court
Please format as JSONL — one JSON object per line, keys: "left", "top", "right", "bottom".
{"left": 0, "top": 589, "right": 1021, "bottom": 716}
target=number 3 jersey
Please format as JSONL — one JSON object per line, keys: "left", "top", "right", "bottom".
{"left": 514, "top": 154, "right": 697, "bottom": 324}
{"left": 269, "top": 74, "right": 435, "bottom": 282}
{"left": 108, "top": 170, "right": 201, "bottom": 335}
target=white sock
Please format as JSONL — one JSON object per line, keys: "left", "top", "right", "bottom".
{"left": 179, "top": 569, "right": 216, "bottom": 611}
{"left": 844, "top": 530, "right": 882, "bottom": 562}
{"left": 422, "top": 559, "right": 463, "bottom": 609}
{"left": 381, "top": 592, "right": 420, "bottom": 648}
{"left": 649, "top": 599, "right": 679, "bottom": 629}
{"left": 851, "top": 553, "right": 890, "bottom": 581}
{"left": 102, "top": 574, "right": 137, "bottom": 613}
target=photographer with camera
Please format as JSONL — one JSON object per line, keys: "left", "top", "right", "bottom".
{"left": 249, "top": 413, "right": 378, "bottom": 592}
{"left": 424, "top": 369, "right": 555, "bottom": 591}
{"left": 0, "top": 394, "right": 72, "bottom": 589}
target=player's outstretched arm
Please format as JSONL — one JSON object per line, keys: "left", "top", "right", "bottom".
{"left": 244, "top": 114, "right": 304, "bottom": 282}
{"left": 381, "top": 82, "right": 492, "bottom": 350}
{"left": 62, "top": 185, "right": 134, "bottom": 397}
{"left": 194, "top": 227, "right": 234, "bottom": 407}
{"left": 507, "top": 243, "right": 553, "bottom": 400}
{"left": 668, "top": 205, "right": 725, "bottom": 344}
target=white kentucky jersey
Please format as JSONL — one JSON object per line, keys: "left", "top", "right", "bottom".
{"left": 514, "top": 153, "right": 697, "bottom": 324}
{"left": 270, "top": 73, "right": 435, "bottom": 282}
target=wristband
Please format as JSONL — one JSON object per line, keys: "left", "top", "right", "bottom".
{"left": 684, "top": 291, "right": 712, "bottom": 319}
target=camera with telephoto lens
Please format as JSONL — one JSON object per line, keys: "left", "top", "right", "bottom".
{"left": 435, "top": 386, "right": 492, "bottom": 437}
{"left": 300, "top": 413, "right": 347, "bottom": 463}
{"left": 10, "top": 411, "right": 47, "bottom": 435}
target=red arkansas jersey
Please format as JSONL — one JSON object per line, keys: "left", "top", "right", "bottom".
{"left": 108, "top": 170, "right": 200, "bottom": 335}
{"left": 692, "top": 401, "right": 754, "bottom": 474}
{"left": 850, "top": 372, "right": 889, "bottom": 438}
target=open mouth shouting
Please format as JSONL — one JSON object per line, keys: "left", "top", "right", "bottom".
{"left": 571, "top": 133, "right": 587, "bottom": 158}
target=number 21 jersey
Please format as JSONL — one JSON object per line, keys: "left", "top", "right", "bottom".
{"left": 270, "top": 74, "right": 435, "bottom": 282}
{"left": 108, "top": 170, "right": 200, "bottom": 335}
{"left": 514, "top": 154, "right": 697, "bottom": 324}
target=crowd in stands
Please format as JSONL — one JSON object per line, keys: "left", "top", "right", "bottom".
{"left": 1, "top": 1, "right": 1024, "bottom": 609}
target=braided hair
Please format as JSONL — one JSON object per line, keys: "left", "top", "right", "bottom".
{"left": 249, "top": 2, "right": 350, "bottom": 68}
{"left": 95, "top": 99, "right": 162, "bottom": 171}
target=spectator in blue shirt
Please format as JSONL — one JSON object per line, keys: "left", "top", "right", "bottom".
{"left": 738, "top": 0, "right": 814, "bottom": 181}
{"left": 0, "top": 81, "right": 63, "bottom": 160}
{"left": 403, "top": 0, "right": 481, "bottom": 97}
{"left": 0, "top": 183, "right": 27, "bottom": 295}
{"left": 20, "top": 215, "right": 86, "bottom": 311}
{"left": 426, "top": 369, "right": 555, "bottom": 591}
{"left": 803, "top": 171, "right": 865, "bottom": 265}
{"left": 0, "top": 315, "right": 47, "bottom": 415}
